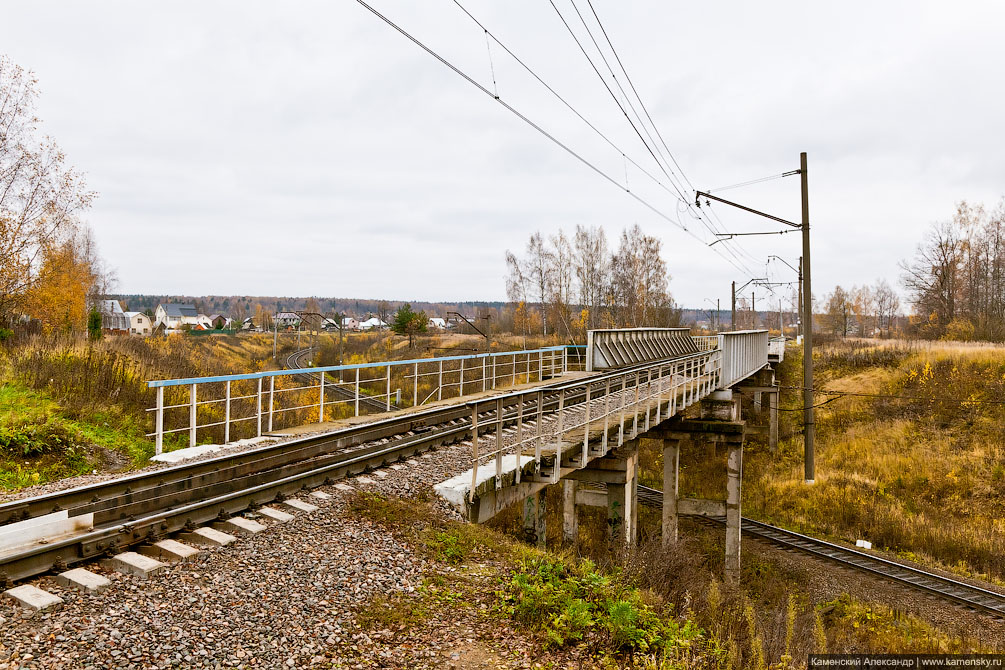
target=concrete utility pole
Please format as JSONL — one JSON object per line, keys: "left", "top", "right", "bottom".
{"left": 696, "top": 151, "right": 814, "bottom": 483}
{"left": 731, "top": 281, "right": 736, "bottom": 331}
{"left": 751, "top": 292, "right": 755, "bottom": 329}
{"left": 800, "top": 152, "right": 815, "bottom": 483}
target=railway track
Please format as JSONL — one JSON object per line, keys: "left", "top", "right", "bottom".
{"left": 285, "top": 346, "right": 388, "bottom": 413}
{"left": 637, "top": 485, "right": 1005, "bottom": 618}
{"left": 0, "top": 360, "right": 664, "bottom": 585}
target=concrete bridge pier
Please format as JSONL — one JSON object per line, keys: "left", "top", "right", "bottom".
{"left": 656, "top": 390, "right": 745, "bottom": 584}
{"left": 737, "top": 368, "right": 779, "bottom": 452}
{"left": 565, "top": 440, "right": 639, "bottom": 547}
{"left": 523, "top": 488, "right": 547, "bottom": 548}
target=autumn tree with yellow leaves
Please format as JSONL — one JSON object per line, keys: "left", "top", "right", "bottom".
{"left": 0, "top": 55, "right": 109, "bottom": 332}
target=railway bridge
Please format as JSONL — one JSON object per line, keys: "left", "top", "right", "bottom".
{"left": 0, "top": 327, "right": 777, "bottom": 600}
{"left": 434, "top": 327, "right": 776, "bottom": 583}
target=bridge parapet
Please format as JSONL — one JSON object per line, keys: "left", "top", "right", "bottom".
{"left": 719, "top": 330, "right": 770, "bottom": 389}
{"left": 585, "top": 328, "right": 698, "bottom": 371}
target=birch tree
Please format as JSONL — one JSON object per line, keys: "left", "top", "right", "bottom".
{"left": 0, "top": 56, "right": 96, "bottom": 323}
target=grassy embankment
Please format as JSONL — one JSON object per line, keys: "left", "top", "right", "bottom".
{"left": 742, "top": 338, "right": 1005, "bottom": 585}
{"left": 0, "top": 333, "right": 286, "bottom": 488}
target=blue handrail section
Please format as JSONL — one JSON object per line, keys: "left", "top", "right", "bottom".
{"left": 147, "top": 345, "right": 582, "bottom": 388}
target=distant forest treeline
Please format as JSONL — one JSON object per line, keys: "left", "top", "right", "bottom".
{"left": 112, "top": 295, "right": 506, "bottom": 321}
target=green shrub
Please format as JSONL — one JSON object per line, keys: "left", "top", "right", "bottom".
{"left": 500, "top": 554, "right": 712, "bottom": 660}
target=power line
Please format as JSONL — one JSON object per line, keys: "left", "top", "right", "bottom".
{"left": 355, "top": 0, "right": 688, "bottom": 232}
{"left": 709, "top": 170, "right": 801, "bottom": 194}
{"left": 546, "top": 0, "right": 757, "bottom": 276}
{"left": 779, "top": 385, "right": 1005, "bottom": 406}
{"left": 565, "top": 0, "right": 762, "bottom": 275}
{"left": 449, "top": 0, "right": 688, "bottom": 206}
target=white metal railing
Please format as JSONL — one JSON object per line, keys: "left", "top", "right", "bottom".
{"left": 693, "top": 335, "right": 719, "bottom": 352}
{"left": 768, "top": 336, "right": 786, "bottom": 362}
{"left": 467, "top": 349, "right": 722, "bottom": 500}
{"left": 718, "top": 330, "right": 769, "bottom": 388}
{"left": 146, "top": 345, "right": 586, "bottom": 455}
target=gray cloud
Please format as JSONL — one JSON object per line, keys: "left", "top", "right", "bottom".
{"left": 2, "top": 0, "right": 1003, "bottom": 305}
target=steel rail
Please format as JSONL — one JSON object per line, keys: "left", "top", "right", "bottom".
{"left": 0, "top": 357, "right": 674, "bottom": 582}
{"left": 636, "top": 485, "right": 1005, "bottom": 617}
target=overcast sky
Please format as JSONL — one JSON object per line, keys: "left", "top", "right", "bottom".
{"left": 3, "top": 1, "right": 1003, "bottom": 309}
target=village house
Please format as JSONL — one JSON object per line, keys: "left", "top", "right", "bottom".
{"left": 341, "top": 316, "right": 359, "bottom": 331}
{"left": 123, "top": 311, "right": 152, "bottom": 335}
{"left": 274, "top": 312, "right": 301, "bottom": 330}
{"left": 359, "top": 317, "right": 388, "bottom": 331}
{"left": 428, "top": 317, "right": 447, "bottom": 329}
{"left": 154, "top": 303, "right": 202, "bottom": 331}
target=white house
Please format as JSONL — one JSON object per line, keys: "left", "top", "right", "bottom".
{"left": 154, "top": 303, "right": 201, "bottom": 330}
{"left": 359, "top": 317, "right": 388, "bottom": 331}
{"left": 428, "top": 317, "right": 447, "bottom": 329}
{"left": 123, "top": 312, "right": 152, "bottom": 335}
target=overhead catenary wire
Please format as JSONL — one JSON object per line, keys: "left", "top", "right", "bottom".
{"left": 560, "top": 0, "right": 762, "bottom": 275}
{"left": 709, "top": 170, "right": 801, "bottom": 194}
{"left": 354, "top": 0, "right": 689, "bottom": 233}
{"left": 363, "top": 0, "right": 759, "bottom": 279}
{"left": 450, "top": 0, "right": 692, "bottom": 207}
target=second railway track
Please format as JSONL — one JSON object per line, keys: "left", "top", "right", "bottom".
{"left": 637, "top": 485, "right": 1005, "bottom": 619}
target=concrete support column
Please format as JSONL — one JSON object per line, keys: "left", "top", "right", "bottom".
{"left": 607, "top": 482, "right": 626, "bottom": 543}
{"left": 725, "top": 443, "right": 743, "bottom": 584}
{"left": 662, "top": 438, "right": 680, "bottom": 546}
{"left": 523, "top": 488, "right": 547, "bottom": 549}
{"left": 768, "top": 391, "right": 779, "bottom": 452}
{"left": 626, "top": 449, "right": 638, "bottom": 547}
{"left": 753, "top": 391, "right": 762, "bottom": 413}
{"left": 562, "top": 480, "right": 578, "bottom": 545}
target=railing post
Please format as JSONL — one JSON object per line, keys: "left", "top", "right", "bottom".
{"left": 438, "top": 360, "right": 443, "bottom": 401}
{"left": 413, "top": 363, "right": 419, "bottom": 407}
{"left": 155, "top": 386, "right": 164, "bottom": 456}
{"left": 562, "top": 347, "right": 568, "bottom": 375}
{"left": 512, "top": 354, "right": 516, "bottom": 386}
{"left": 225, "top": 380, "right": 231, "bottom": 443}
{"left": 482, "top": 357, "right": 487, "bottom": 392}
{"left": 460, "top": 358, "right": 465, "bottom": 397}
{"left": 602, "top": 377, "right": 611, "bottom": 453}
{"left": 618, "top": 373, "right": 627, "bottom": 447}
{"left": 355, "top": 368, "right": 360, "bottom": 416}
{"left": 535, "top": 390, "right": 544, "bottom": 471}
{"left": 555, "top": 388, "right": 565, "bottom": 482}
{"left": 386, "top": 365, "right": 391, "bottom": 411}
{"left": 582, "top": 383, "right": 591, "bottom": 465}
{"left": 469, "top": 404, "right": 479, "bottom": 503}
{"left": 655, "top": 366, "right": 662, "bottom": 425}
{"left": 189, "top": 383, "right": 197, "bottom": 447}
{"left": 268, "top": 377, "right": 275, "bottom": 432}
{"left": 632, "top": 372, "right": 641, "bottom": 438}
{"left": 539, "top": 351, "right": 544, "bottom": 381}
{"left": 492, "top": 356, "right": 497, "bottom": 390}
{"left": 494, "top": 398, "right": 504, "bottom": 484}
{"left": 319, "top": 371, "right": 325, "bottom": 423}
{"left": 515, "top": 396, "right": 524, "bottom": 484}
{"left": 256, "top": 377, "right": 263, "bottom": 437}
